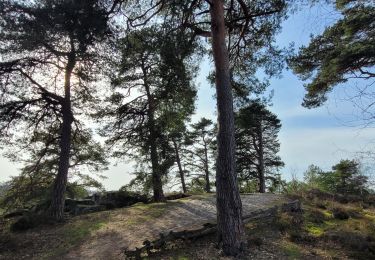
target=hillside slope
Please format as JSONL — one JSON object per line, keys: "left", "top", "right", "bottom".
{"left": 0, "top": 194, "right": 285, "bottom": 259}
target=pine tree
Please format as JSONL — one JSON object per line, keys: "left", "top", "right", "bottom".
{"left": 185, "top": 118, "right": 216, "bottom": 193}
{"left": 101, "top": 0, "right": 288, "bottom": 254}
{"left": 0, "top": 0, "right": 113, "bottom": 220}
{"left": 236, "top": 101, "right": 284, "bottom": 193}
{"left": 288, "top": 0, "right": 375, "bottom": 108}
{"left": 99, "top": 26, "right": 197, "bottom": 201}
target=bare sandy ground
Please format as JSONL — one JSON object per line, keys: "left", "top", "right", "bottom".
{"left": 64, "top": 194, "right": 286, "bottom": 260}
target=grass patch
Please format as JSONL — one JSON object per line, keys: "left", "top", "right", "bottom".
{"left": 364, "top": 210, "right": 375, "bottom": 222}
{"left": 62, "top": 219, "right": 106, "bottom": 245}
{"left": 281, "top": 241, "right": 302, "bottom": 259}
{"left": 322, "top": 210, "right": 332, "bottom": 218}
{"left": 38, "top": 214, "right": 110, "bottom": 259}
{"left": 305, "top": 223, "right": 324, "bottom": 236}
{"left": 124, "top": 202, "right": 171, "bottom": 224}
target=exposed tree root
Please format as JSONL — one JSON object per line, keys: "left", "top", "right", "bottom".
{"left": 124, "top": 200, "right": 301, "bottom": 259}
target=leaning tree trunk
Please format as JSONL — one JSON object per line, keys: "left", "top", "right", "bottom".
{"left": 257, "top": 120, "right": 266, "bottom": 193}
{"left": 49, "top": 54, "right": 75, "bottom": 221}
{"left": 210, "top": 0, "right": 244, "bottom": 256}
{"left": 173, "top": 140, "right": 187, "bottom": 193}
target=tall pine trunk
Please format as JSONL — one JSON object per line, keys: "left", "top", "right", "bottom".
{"left": 258, "top": 120, "right": 266, "bottom": 193}
{"left": 49, "top": 54, "right": 75, "bottom": 221}
{"left": 143, "top": 63, "right": 165, "bottom": 201}
{"left": 147, "top": 95, "right": 164, "bottom": 201}
{"left": 149, "top": 135, "right": 164, "bottom": 201}
{"left": 173, "top": 140, "right": 187, "bottom": 193}
{"left": 210, "top": 0, "right": 244, "bottom": 255}
{"left": 203, "top": 142, "right": 211, "bottom": 193}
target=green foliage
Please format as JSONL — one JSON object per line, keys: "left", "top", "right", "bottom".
{"left": 288, "top": 0, "right": 375, "bottom": 108}
{"left": 184, "top": 117, "right": 216, "bottom": 193}
{"left": 303, "top": 165, "right": 324, "bottom": 189}
{"left": 123, "top": 171, "right": 154, "bottom": 196}
{"left": 235, "top": 100, "right": 284, "bottom": 191}
{"left": 285, "top": 159, "right": 370, "bottom": 199}
{"left": 239, "top": 180, "right": 259, "bottom": 193}
{"left": 0, "top": 182, "right": 8, "bottom": 198}
{"left": 99, "top": 24, "right": 198, "bottom": 195}
{"left": 0, "top": 156, "right": 103, "bottom": 211}
{"left": 268, "top": 174, "right": 286, "bottom": 193}
{"left": 0, "top": 0, "right": 111, "bottom": 214}
{"left": 0, "top": 174, "right": 102, "bottom": 212}
{"left": 283, "top": 179, "right": 307, "bottom": 195}
{"left": 303, "top": 160, "right": 369, "bottom": 196}
{"left": 187, "top": 177, "right": 208, "bottom": 194}
{"left": 331, "top": 160, "right": 368, "bottom": 195}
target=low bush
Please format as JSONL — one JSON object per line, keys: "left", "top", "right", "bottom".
{"left": 305, "top": 189, "right": 334, "bottom": 201}
{"left": 315, "top": 201, "right": 327, "bottom": 209}
{"left": 332, "top": 208, "right": 350, "bottom": 220}
{"left": 10, "top": 213, "right": 51, "bottom": 232}
{"left": 307, "top": 209, "right": 328, "bottom": 224}
{"left": 97, "top": 190, "right": 149, "bottom": 209}
{"left": 289, "top": 230, "right": 316, "bottom": 243}
{"left": 324, "top": 230, "right": 375, "bottom": 256}
{"left": 274, "top": 211, "right": 303, "bottom": 233}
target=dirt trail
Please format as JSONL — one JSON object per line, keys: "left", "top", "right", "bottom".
{"left": 65, "top": 194, "right": 286, "bottom": 260}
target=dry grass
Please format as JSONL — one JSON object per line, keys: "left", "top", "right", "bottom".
{"left": 1, "top": 192, "right": 373, "bottom": 259}
{"left": 0, "top": 201, "right": 172, "bottom": 259}
{"left": 143, "top": 193, "right": 375, "bottom": 260}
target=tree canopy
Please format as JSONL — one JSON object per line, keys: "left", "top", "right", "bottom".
{"left": 98, "top": 25, "right": 198, "bottom": 201}
{"left": 0, "top": 0, "right": 114, "bottom": 220}
{"left": 288, "top": 0, "right": 375, "bottom": 108}
{"left": 236, "top": 100, "right": 284, "bottom": 193}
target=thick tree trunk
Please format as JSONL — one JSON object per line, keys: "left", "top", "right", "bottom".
{"left": 49, "top": 54, "right": 75, "bottom": 221}
{"left": 143, "top": 65, "right": 165, "bottom": 201}
{"left": 258, "top": 121, "right": 266, "bottom": 193}
{"left": 150, "top": 136, "right": 165, "bottom": 201}
{"left": 210, "top": 0, "right": 244, "bottom": 256}
{"left": 173, "top": 140, "right": 187, "bottom": 193}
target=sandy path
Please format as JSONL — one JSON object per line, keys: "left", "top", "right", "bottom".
{"left": 65, "top": 194, "right": 285, "bottom": 260}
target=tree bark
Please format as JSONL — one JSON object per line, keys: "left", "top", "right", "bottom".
{"left": 203, "top": 141, "right": 211, "bottom": 193}
{"left": 210, "top": 0, "right": 244, "bottom": 256}
{"left": 147, "top": 94, "right": 164, "bottom": 201}
{"left": 150, "top": 135, "right": 165, "bottom": 201}
{"left": 173, "top": 139, "right": 187, "bottom": 193}
{"left": 143, "top": 63, "right": 165, "bottom": 201}
{"left": 257, "top": 120, "right": 266, "bottom": 193}
{"left": 49, "top": 53, "right": 75, "bottom": 221}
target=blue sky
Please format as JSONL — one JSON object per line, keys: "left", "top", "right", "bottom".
{"left": 192, "top": 3, "right": 375, "bottom": 182}
{"left": 1, "top": 3, "right": 374, "bottom": 189}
